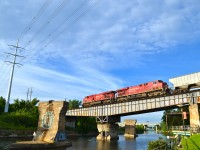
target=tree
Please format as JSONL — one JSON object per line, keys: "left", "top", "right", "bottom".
{"left": 0, "top": 98, "right": 39, "bottom": 129}
{"left": 68, "top": 99, "right": 82, "bottom": 109}
{"left": 76, "top": 117, "right": 97, "bottom": 134}
{"left": 0, "top": 96, "right": 6, "bottom": 113}
{"left": 9, "top": 98, "right": 39, "bottom": 113}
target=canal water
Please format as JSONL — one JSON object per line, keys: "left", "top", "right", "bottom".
{"left": 0, "top": 131, "right": 165, "bottom": 150}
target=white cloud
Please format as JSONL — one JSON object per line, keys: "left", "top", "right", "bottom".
{"left": 1, "top": 0, "right": 199, "bottom": 70}
{"left": 1, "top": 0, "right": 200, "bottom": 97}
{"left": 1, "top": 0, "right": 200, "bottom": 122}
{"left": 1, "top": 63, "right": 123, "bottom": 102}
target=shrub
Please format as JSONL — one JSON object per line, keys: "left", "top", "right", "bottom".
{"left": 0, "top": 111, "right": 38, "bottom": 130}
{"left": 148, "top": 139, "right": 167, "bottom": 150}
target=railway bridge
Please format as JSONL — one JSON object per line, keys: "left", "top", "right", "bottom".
{"left": 66, "top": 91, "right": 200, "bottom": 140}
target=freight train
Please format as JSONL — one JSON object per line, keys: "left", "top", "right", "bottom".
{"left": 82, "top": 72, "right": 200, "bottom": 107}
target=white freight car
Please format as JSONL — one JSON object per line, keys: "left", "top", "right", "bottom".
{"left": 169, "top": 72, "right": 200, "bottom": 90}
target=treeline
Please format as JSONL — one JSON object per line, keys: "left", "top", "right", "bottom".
{"left": 0, "top": 97, "right": 97, "bottom": 134}
{"left": 0, "top": 96, "right": 39, "bottom": 130}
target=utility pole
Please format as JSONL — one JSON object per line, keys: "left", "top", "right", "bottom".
{"left": 26, "top": 88, "right": 29, "bottom": 101}
{"left": 29, "top": 87, "right": 33, "bottom": 101}
{"left": 26, "top": 87, "right": 33, "bottom": 101}
{"left": 4, "top": 39, "right": 25, "bottom": 112}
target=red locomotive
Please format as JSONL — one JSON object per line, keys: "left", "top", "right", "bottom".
{"left": 82, "top": 72, "right": 200, "bottom": 107}
{"left": 82, "top": 80, "right": 169, "bottom": 107}
{"left": 116, "top": 80, "right": 168, "bottom": 101}
{"left": 83, "top": 91, "right": 116, "bottom": 107}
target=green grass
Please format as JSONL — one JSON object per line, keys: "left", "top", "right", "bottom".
{"left": 181, "top": 134, "right": 200, "bottom": 150}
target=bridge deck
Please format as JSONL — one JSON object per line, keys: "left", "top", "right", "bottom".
{"left": 66, "top": 91, "right": 200, "bottom": 117}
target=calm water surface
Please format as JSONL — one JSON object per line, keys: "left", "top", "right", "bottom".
{"left": 67, "top": 131, "right": 165, "bottom": 150}
{"left": 0, "top": 131, "right": 165, "bottom": 150}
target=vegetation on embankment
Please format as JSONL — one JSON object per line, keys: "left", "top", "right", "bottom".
{"left": 148, "top": 138, "right": 167, "bottom": 150}
{"left": 0, "top": 97, "right": 39, "bottom": 131}
{"left": 181, "top": 134, "right": 200, "bottom": 150}
{"left": 0, "top": 97, "right": 98, "bottom": 135}
{"left": 119, "top": 124, "right": 146, "bottom": 134}
{"left": 0, "top": 112, "right": 38, "bottom": 130}
{"left": 136, "top": 124, "right": 146, "bottom": 134}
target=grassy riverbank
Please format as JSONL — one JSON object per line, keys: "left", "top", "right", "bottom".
{"left": 181, "top": 134, "right": 200, "bottom": 150}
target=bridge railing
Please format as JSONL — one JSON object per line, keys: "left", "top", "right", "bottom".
{"left": 171, "top": 126, "right": 200, "bottom": 133}
{"left": 171, "top": 125, "right": 190, "bottom": 131}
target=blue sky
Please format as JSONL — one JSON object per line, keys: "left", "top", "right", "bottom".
{"left": 0, "top": 0, "right": 200, "bottom": 123}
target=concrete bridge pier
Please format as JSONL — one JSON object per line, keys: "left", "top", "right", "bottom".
{"left": 96, "top": 123, "right": 119, "bottom": 141}
{"left": 189, "top": 103, "right": 200, "bottom": 133}
{"left": 9, "top": 100, "right": 72, "bottom": 149}
{"left": 155, "top": 124, "right": 159, "bottom": 132}
{"left": 34, "top": 100, "right": 69, "bottom": 142}
{"left": 124, "top": 120, "right": 137, "bottom": 138}
{"left": 96, "top": 116, "right": 120, "bottom": 141}
{"left": 144, "top": 125, "right": 148, "bottom": 131}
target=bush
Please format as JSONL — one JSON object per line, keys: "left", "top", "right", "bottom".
{"left": 136, "top": 125, "right": 145, "bottom": 134}
{"left": 148, "top": 139, "right": 167, "bottom": 150}
{"left": 0, "top": 111, "right": 38, "bottom": 130}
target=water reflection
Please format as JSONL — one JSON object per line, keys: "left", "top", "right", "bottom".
{"left": 124, "top": 137, "right": 136, "bottom": 150}
{"left": 96, "top": 140, "right": 118, "bottom": 150}
{"left": 66, "top": 132, "right": 164, "bottom": 150}
{"left": 0, "top": 132, "right": 165, "bottom": 150}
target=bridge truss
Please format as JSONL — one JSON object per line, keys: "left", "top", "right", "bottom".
{"left": 66, "top": 91, "right": 200, "bottom": 117}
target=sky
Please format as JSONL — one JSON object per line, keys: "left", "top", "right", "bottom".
{"left": 0, "top": 0, "right": 200, "bottom": 123}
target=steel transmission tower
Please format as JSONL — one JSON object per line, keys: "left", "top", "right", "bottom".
{"left": 4, "top": 39, "right": 25, "bottom": 112}
{"left": 26, "top": 87, "right": 33, "bottom": 101}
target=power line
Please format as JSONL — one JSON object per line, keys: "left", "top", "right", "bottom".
{"left": 37, "top": 0, "right": 89, "bottom": 48}
{"left": 19, "top": 0, "right": 94, "bottom": 63}
{"left": 18, "top": 0, "right": 101, "bottom": 65}
{"left": 4, "top": 39, "right": 25, "bottom": 112}
{"left": 24, "top": 0, "right": 70, "bottom": 48}
{"left": 18, "top": 0, "right": 53, "bottom": 41}
{"left": 40, "top": 0, "right": 101, "bottom": 49}
{"left": 0, "top": 64, "right": 10, "bottom": 90}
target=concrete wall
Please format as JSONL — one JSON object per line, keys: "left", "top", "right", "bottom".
{"left": 34, "top": 101, "right": 68, "bottom": 143}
